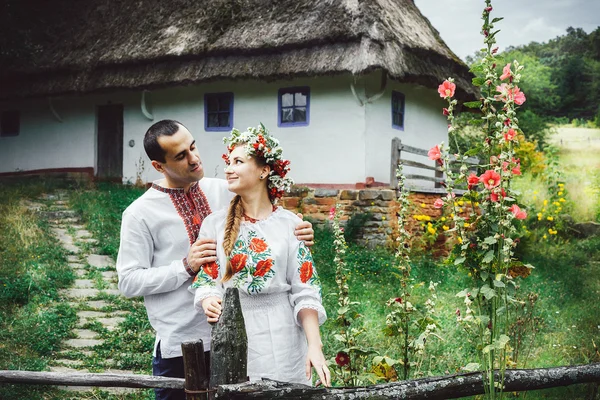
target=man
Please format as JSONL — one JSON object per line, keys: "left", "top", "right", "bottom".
{"left": 116, "top": 120, "right": 313, "bottom": 400}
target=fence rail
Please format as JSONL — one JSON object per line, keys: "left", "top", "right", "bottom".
{"left": 1, "top": 363, "right": 599, "bottom": 399}
{"left": 390, "top": 137, "right": 479, "bottom": 192}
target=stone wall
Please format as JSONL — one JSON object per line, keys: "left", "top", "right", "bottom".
{"left": 279, "top": 186, "right": 449, "bottom": 250}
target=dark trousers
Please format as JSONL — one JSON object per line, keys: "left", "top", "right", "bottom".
{"left": 153, "top": 342, "right": 211, "bottom": 400}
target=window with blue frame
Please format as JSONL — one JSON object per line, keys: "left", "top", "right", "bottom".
{"left": 392, "top": 91, "right": 405, "bottom": 130}
{"left": 278, "top": 87, "right": 309, "bottom": 127}
{"left": 0, "top": 110, "right": 20, "bottom": 137}
{"left": 205, "top": 93, "right": 233, "bottom": 131}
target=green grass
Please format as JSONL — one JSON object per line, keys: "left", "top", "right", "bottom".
{"left": 548, "top": 126, "right": 600, "bottom": 222}
{"left": 0, "top": 178, "right": 79, "bottom": 399}
{"left": 69, "top": 183, "right": 146, "bottom": 258}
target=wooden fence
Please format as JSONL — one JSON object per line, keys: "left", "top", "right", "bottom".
{"left": 1, "top": 288, "right": 599, "bottom": 399}
{"left": 390, "top": 137, "right": 480, "bottom": 192}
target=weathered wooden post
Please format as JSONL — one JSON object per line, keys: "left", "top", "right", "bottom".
{"left": 391, "top": 137, "right": 402, "bottom": 189}
{"left": 182, "top": 339, "right": 208, "bottom": 400}
{"left": 209, "top": 288, "right": 248, "bottom": 398}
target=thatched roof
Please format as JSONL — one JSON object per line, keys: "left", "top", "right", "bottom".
{"left": 0, "top": 0, "right": 476, "bottom": 101}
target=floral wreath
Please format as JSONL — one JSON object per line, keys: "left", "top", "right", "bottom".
{"left": 222, "top": 123, "right": 293, "bottom": 203}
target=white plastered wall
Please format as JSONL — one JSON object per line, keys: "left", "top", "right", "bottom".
{"left": 0, "top": 73, "right": 446, "bottom": 186}
{"left": 364, "top": 74, "right": 449, "bottom": 187}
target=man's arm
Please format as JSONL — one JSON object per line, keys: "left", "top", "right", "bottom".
{"left": 116, "top": 211, "right": 193, "bottom": 298}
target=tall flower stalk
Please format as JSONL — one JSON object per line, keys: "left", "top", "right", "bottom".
{"left": 383, "top": 164, "right": 440, "bottom": 380}
{"left": 329, "top": 206, "right": 376, "bottom": 386}
{"left": 429, "top": 1, "right": 533, "bottom": 398}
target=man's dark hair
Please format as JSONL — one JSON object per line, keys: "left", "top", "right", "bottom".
{"left": 143, "top": 119, "right": 186, "bottom": 162}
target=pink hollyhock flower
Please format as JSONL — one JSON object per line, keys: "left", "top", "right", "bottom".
{"left": 467, "top": 173, "right": 479, "bottom": 190}
{"left": 490, "top": 188, "right": 506, "bottom": 202}
{"left": 434, "top": 198, "right": 444, "bottom": 209}
{"left": 428, "top": 145, "right": 442, "bottom": 161}
{"left": 442, "top": 108, "right": 449, "bottom": 116}
{"left": 500, "top": 63, "right": 512, "bottom": 81}
{"left": 504, "top": 128, "right": 517, "bottom": 141}
{"left": 485, "top": 6, "right": 493, "bottom": 12}
{"left": 328, "top": 206, "right": 336, "bottom": 221}
{"left": 512, "top": 86, "right": 526, "bottom": 105}
{"left": 479, "top": 170, "right": 501, "bottom": 190}
{"left": 509, "top": 204, "right": 527, "bottom": 220}
{"left": 438, "top": 80, "right": 456, "bottom": 98}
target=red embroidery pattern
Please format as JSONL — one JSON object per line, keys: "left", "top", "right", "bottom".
{"left": 153, "top": 182, "right": 212, "bottom": 244}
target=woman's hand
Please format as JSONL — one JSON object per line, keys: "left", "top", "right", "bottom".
{"left": 305, "top": 343, "right": 331, "bottom": 387}
{"left": 201, "top": 296, "right": 222, "bottom": 323}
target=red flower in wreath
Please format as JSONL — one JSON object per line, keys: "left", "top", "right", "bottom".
{"left": 335, "top": 351, "right": 350, "bottom": 367}
{"left": 230, "top": 253, "right": 248, "bottom": 274}
{"left": 300, "top": 261, "right": 313, "bottom": 283}
{"left": 250, "top": 238, "right": 268, "bottom": 253}
{"left": 254, "top": 259, "right": 273, "bottom": 277}
{"left": 203, "top": 262, "right": 219, "bottom": 280}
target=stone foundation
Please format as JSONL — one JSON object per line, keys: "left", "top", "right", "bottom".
{"left": 279, "top": 186, "right": 452, "bottom": 250}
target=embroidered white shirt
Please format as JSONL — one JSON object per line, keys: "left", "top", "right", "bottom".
{"left": 116, "top": 177, "right": 233, "bottom": 358}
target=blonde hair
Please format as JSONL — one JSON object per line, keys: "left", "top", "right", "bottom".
{"left": 222, "top": 195, "right": 244, "bottom": 282}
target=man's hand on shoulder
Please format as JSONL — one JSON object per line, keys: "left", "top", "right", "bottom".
{"left": 186, "top": 238, "right": 217, "bottom": 274}
{"left": 295, "top": 213, "right": 314, "bottom": 247}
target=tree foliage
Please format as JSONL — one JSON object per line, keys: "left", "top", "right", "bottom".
{"left": 467, "top": 26, "right": 600, "bottom": 126}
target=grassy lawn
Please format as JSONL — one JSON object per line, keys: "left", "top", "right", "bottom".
{"left": 549, "top": 126, "right": 600, "bottom": 222}
{"left": 0, "top": 179, "right": 78, "bottom": 399}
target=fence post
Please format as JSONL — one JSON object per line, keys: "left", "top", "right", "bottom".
{"left": 209, "top": 288, "right": 248, "bottom": 398}
{"left": 391, "top": 137, "right": 402, "bottom": 189}
{"left": 182, "top": 339, "right": 208, "bottom": 400}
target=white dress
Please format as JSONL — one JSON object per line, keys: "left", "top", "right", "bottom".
{"left": 190, "top": 207, "right": 326, "bottom": 385}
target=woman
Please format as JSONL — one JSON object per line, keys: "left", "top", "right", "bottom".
{"left": 190, "top": 124, "right": 330, "bottom": 386}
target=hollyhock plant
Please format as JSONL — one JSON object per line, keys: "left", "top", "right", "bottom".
{"left": 328, "top": 205, "right": 377, "bottom": 385}
{"left": 433, "top": 1, "right": 534, "bottom": 398}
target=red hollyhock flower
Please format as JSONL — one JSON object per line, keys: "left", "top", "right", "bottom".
{"left": 442, "top": 108, "right": 449, "bottom": 116}
{"left": 203, "top": 262, "right": 219, "bottom": 280}
{"left": 250, "top": 238, "right": 268, "bottom": 253}
{"left": 254, "top": 259, "right": 273, "bottom": 277}
{"left": 504, "top": 128, "right": 517, "bottom": 141}
{"left": 300, "top": 261, "right": 313, "bottom": 283}
{"left": 395, "top": 297, "right": 402, "bottom": 303}
{"left": 335, "top": 351, "right": 350, "bottom": 367}
{"left": 490, "top": 188, "right": 506, "bottom": 203}
{"left": 230, "top": 253, "right": 248, "bottom": 274}
{"left": 467, "top": 173, "right": 480, "bottom": 190}
{"left": 509, "top": 204, "right": 527, "bottom": 220}
{"left": 437, "top": 80, "right": 456, "bottom": 98}
{"left": 479, "top": 170, "right": 501, "bottom": 190}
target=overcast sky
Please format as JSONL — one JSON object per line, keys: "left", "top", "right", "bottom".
{"left": 414, "top": 0, "right": 600, "bottom": 61}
